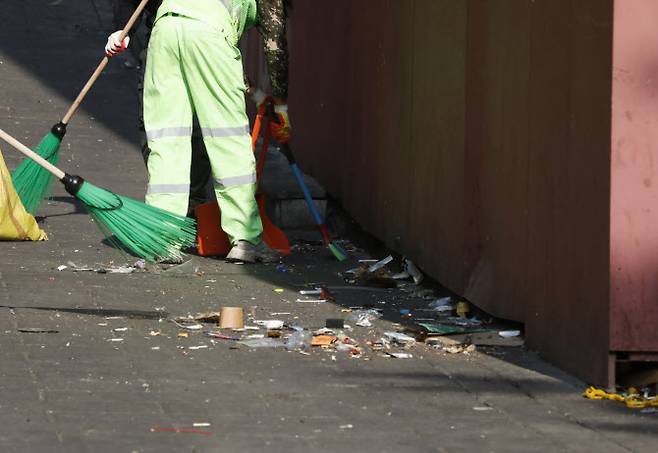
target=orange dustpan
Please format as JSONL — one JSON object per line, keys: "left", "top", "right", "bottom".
{"left": 196, "top": 104, "right": 291, "bottom": 257}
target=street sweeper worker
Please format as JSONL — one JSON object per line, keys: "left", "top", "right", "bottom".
{"left": 105, "top": 0, "right": 291, "bottom": 263}
{"left": 108, "top": 0, "right": 211, "bottom": 218}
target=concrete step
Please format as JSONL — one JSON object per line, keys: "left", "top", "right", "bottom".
{"left": 257, "top": 142, "right": 327, "bottom": 229}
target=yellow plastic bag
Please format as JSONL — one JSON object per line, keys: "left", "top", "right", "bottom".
{"left": 0, "top": 148, "right": 47, "bottom": 241}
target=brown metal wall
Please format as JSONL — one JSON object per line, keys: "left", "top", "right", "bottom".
{"left": 464, "top": 0, "right": 614, "bottom": 383}
{"left": 244, "top": 1, "right": 631, "bottom": 385}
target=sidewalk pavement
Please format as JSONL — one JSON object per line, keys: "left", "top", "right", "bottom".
{"left": 0, "top": 2, "right": 656, "bottom": 452}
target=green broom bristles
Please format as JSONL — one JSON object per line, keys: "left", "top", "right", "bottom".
{"left": 11, "top": 125, "right": 65, "bottom": 214}
{"left": 68, "top": 177, "right": 197, "bottom": 263}
{"left": 328, "top": 242, "right": 348, "bottom": 262}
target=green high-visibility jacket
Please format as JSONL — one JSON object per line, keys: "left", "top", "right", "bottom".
{"left": 156, "top": 0, "right": 257, "bottom": 44}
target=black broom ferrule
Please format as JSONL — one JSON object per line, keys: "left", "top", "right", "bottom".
{"left": 51, "top": 122, "right": 67, "bottom": 139}
{"left": 61, "top": 174, "right": 84, "bottom": 195}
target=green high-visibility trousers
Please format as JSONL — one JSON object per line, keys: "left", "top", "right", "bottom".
{"left": 143, "top": 14, "right": 262, "bottom": 244}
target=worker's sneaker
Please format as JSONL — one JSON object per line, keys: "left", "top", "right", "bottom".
{"left": 226, "top": 240, "right": 280, "bottom": 264}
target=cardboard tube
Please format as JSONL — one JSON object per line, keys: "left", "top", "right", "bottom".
{"left": 219, "top": 307, "right": 244, "bottom": 329}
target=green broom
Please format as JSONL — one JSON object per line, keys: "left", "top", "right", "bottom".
{"left": 1, "top": 128, "right": 196, "bottom": 263}
{"left": 11, "top": 0, "right": 151, "bottom": 215}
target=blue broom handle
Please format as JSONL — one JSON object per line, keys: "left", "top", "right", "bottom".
{"left": 290, "top": 163, "right": 323, "bottom": 226}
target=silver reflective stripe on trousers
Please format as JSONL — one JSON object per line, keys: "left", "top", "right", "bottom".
{"left": 147, "top": 184, "right": 190, "bottom": 195}
{"left": 146, "top": 126, "right": 193, "bottom": 141}
{"left": 201, "top": 125, "right": 249, "bottom": 138}
{"left": 214, "top": 173, "right": 257, "bottom": 189}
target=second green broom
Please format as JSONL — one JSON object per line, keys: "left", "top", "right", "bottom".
{"left": 1, "top": 128, "right": 196, "bottom": 263}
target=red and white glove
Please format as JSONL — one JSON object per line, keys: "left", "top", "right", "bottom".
{"left": 270, "top": 104, "right": 291, "bottom": 145}
{"left": 105, "top": 30, "right": 130, "bottom": 57}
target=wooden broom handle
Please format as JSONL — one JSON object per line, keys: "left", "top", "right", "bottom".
{"left": 61, "top": 0, "right": 151, "bottom": 124}
{"left": 0, "top": 129, "right": 65, "bottom": 180}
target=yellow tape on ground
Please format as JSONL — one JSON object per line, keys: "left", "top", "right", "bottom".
{"left": 583, "top": 386, "right": 658, "bottom": 409}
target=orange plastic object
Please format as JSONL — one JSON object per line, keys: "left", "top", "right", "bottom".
{"left": 257, "top": 194, "right": 291, "bottom": 256}
{"left": 195, "top": 198, "right": 291, "bottom": 257}
{"left": 196, "top": 102, "right": 291, "bottom": 257}
{"left": 195, "top": 201, "right": 231, "bottom": 257}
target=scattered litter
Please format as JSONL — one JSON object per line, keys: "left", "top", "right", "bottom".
{"left": 286, "top": 330, "right": 311, "bottom": 351}
{"left": 276, "top": 264, "right": 292, "bottom": 273}
{"left": 205, "top": 332, "right": 240, "bottom": 341}
{"left": 419, "top": 320, "right": 484, "bottom": 336}
{"left": 447, "top": 316, "right": 483, "bottom": 327}
{"left": 233, "top": 326, "right": 259, "bottom": 332}
{"left": 368, "top": 255, "right": 393, "bottom": 272}
{"left": 273, "top": 288, "right": 285, "bottom": 293}
{"left": 18, "top": 328, "right": 59, "bottom": 333}
{"left": 385, "top": 352, "right": 413, "bottom": 359}
{"left": 473, "top": 406, "right": 494, "bottom": 411}
{"left": 255, "top": 320, "right": 284, "bottom": 330}
{"left": 270, "top": 312, "right": 291, "bottom": 316}
{"left": 348, "top": 309, "right": 382, "bottom": 327}
{"left": 456, "top": 301, "right": 470, "bottom": 318}
{"left": 311, "top": 335, "right": 337, "bottom": 347}
{"left": 351, "top": 267, "right": 397, "bottom": 288}
{"left": 295, "top": 299, "right": 328, "bottom": 303}
{"left": 149, "top": 330, "right": 161, "bottom": 336}
{"left": 404, "top": 259, "right": 424, "bottom": 284}
{"left": 57, "top": 265, "right": 67, "bottom": 271}
{"left": 429, "top": 297, "right": 454, "bottom": 312}
{"left": 335, "top": 343, "right": 360, "bottom": 354}
{"left": 425, "top": 336, "right": 461, "bottom": 348}
{"left": 239, "top": 338, "right": 285, "bottom": 348}
{"left": 107, "top": 338, "right": 124, "bottom": 342}
{"left": 219, "top": 307, "right": 244, "bottom": 329}
{"left": 180, "top": 311, "right": 222, "bottom": 324}
{"left": 245, "top": 334, "right": 265, "bottom": 339}
{"left": 171, "top": 320, "right": 203, "bottom": 330}
{"left": 113, "top": 327, "right": 128, "bottom": 332}
{"left": 358, "top": 259, "right": 378, "bottom": 263}
{"left": 583, "top": 386, "right": 658, "bottom": 409}
{"left": 339, "top": 424, "right": 353, "bottom": 429}
{"left": 314, "top": 328, "right": 335, "bottom": 336}
{"left": 178, "top": 332, "right": 189, "bottom": 338}
{"left": 319, "top": 287, "right": 335, "bottom": 301}
{"left": 193, "top": 423, "right": 211, "bottom": 427}
{"left": 498, "top": 330, "right": 521, "bottom": 338}
{"left": 187, "top": 345, "right": 209, "bottom": 350}
{"left": 384, "top": 332, "right": 416, "bottom": 347}
{"left": 97, "top": 323, "right": 108, "bottom": 327}
{"left": 443, "top": 344, "right": 476, "bottom": 354}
